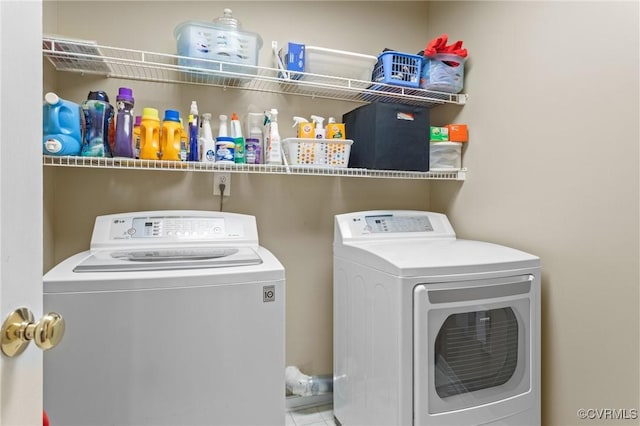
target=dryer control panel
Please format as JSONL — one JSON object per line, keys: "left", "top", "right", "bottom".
{"left": 335, "top": 210, "right": 456, "bottom": 242}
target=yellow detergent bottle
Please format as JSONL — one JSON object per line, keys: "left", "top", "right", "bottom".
{"left": 139, "top": 107, "right": 161, "bottom": 160}
{"left": 161, "top": 109, "right": 182, "bottom": 161}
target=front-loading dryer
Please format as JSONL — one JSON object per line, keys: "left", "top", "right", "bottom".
{"left": 44, "top": 211, "right": 285, "bottom": 426}
{"left": 333, "top": 210, "right": 540, "bottom": 426}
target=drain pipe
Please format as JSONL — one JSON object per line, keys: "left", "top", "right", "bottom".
{"left": 285, "top": 366, "right": 333, "bottom": 397}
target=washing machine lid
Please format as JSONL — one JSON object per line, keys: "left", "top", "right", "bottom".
{"left": 336, "top": 238, "right": 539, "bottom": 277}
{"left": 73, "top": 246, "right": 262, "bottom": 272}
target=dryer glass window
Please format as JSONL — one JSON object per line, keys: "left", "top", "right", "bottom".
{"left": 434, "top": 308, "right": 518, "bottom": 398}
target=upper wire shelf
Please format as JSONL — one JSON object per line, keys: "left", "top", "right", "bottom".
{"left": 42, "top": 36, "right": 467, "bottom": 108}
{"left": 42, "top": 156, "right": 467, "bottom": 181}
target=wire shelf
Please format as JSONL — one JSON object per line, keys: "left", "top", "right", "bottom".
{"left": 42, "top": 37, "right": 467, "bottom": 107}
{"left": 42, "top": 156, "right": 467, "bottom": 181}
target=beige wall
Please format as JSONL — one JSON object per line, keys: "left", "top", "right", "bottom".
{"left": 43, "top": 1, "right": 640, "bottom": 425}
{"left": 427, "top": 1, "right": 639, "bottom": 425}
{"left": 43, "top": 1, "right": 432, "bottom": 377}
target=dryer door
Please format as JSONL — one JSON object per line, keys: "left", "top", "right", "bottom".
{"left": 413, "top": 274, "right": 539, "bottom": 426}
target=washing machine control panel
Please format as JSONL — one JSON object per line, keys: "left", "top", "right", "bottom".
{"left": 364, "top": 214, "right": 433, "bottom": 233}
{"left": 107, "top": 216, "right": 233, "bottom": 240}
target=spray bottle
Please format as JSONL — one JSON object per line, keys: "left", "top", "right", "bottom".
{"left": 230, "top": 112, "right": 245, "bottom": 164}
{"left": 292, "top": 116, "right": 314, "bottom": 138}
{"left": 265, "top": 109, "right": 282, "bottom": 165}
{"left": 310, "top": 115, "right": 326, "bottom": 139}
{"left": 187, "top": 101, "right": 199, "bottom": 161}
{"left": 200, "top": 113, "right": 216, "bottom": 163}
{"left": 326, "top": 117, "right": 346, "bottom": 139}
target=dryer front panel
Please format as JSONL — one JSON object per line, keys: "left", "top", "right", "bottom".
{"left": 413, "top": 274, "right": 539, "bottom": 426}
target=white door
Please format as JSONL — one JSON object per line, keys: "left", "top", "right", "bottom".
{"left": 0, "top": 1, "right": 44, "bottom": 425}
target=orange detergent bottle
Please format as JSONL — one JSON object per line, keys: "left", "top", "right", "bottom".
{"left": 139, "top": 108, "right": 161, "bottom": 160}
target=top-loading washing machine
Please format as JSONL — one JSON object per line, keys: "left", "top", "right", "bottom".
{"left": 333, "top": 210, "right": 540, "bottom": 426}
{"left": 44, "top": 211, "right": 285, "bottom": 426}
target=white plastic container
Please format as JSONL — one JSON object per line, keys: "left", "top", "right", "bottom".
{"left": 282, "top": 138, "right": 353, "bottom": 168}
{"left": 174, "top": 9, "right": 262, "bottom": 75}
{"left": 429, "top": 142, "right": 462, "bottom": 170}
{"left": 304, "top": 46, "right": 377, "bottom": 81}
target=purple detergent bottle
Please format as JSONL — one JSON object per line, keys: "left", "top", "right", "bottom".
{"left": 81, "top": 90, "right": 114, "bottom": 157}
{"left": 113, "top": 87, "right": 135, "bottom": 158}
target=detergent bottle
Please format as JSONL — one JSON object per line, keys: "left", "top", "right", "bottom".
{"left": 42, "top": 92, "right": 82, "bottom": 156}
{"left": 133, "top": 115, "right": 142, "bottom": 158}
{"left": 200, "top": 113, "right": 216, "bottom": 163}
{"left": 139, "top": 107, "right": 161, "bottom": 160}
{"left": 80, "top": 90, "right": 114, "bottom": 157}
{"left": 179, "top": 119, "right": 188, "bottom": 161}
{"left": 247, "top": 112, "right": 264, "bottom": 163}
{"left": 161, "top": 109, "right": 182, "bottom": 161}
{"left": 187, "top": 101, "right": 200, "bottom": 162}
{"left": 113, "top": 87, "right": 135, "bottom": 158}
{"left": 230, "top": 112, "right": 245, "bottom": 164}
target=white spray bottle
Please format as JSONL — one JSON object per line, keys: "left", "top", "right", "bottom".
{"left": 310, "top": 115, "right": 326, "bottom": 139}
{"left": 266, "top": 108, "right": 282, "bottom": 165}
{"left": 200, "top": 113, "right": 215, "bottom": 163}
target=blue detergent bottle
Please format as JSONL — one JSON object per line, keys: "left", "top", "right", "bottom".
{"left": 42, "top": 92, "right": 82, "bottom": 156}
{"left": 81, "top": 90, "right": 114, "bottom": 157}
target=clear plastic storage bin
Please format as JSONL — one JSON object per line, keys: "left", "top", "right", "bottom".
{"left": 174, "top": 9, "right": 262, "bottom": 75}
{"left": 304, "top": 46, "right": 377, "bottom": 81}
{"left": 429, "top": 141, "right": 462, "bottom": 170}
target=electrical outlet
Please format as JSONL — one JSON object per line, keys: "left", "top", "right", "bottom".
{"left": 213, "top": 172, "right": 231, "bottom": 196}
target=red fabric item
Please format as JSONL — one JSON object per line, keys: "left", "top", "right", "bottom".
{"left": 43, "top": 410, "right": 50, "bottom": 426}
{"left": 424, "top": 34, "right": 468, "bottom": 58}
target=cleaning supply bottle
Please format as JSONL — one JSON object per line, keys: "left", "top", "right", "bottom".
{"left": 310, "top": 115, "right": 326, "bottom": 139}
{"left": 265, "top": 108, "right": 282, "bottom": 165}
{"left": 113, "top": 87, "right": 135, "bottom": 158}
{"left": 139, "top": 107, "right": 161, "bottom": 160}
{"left": 42, "top": 92, "right": 82, "bottom": 156}
{"left": 187, "top": 101, "right": 199, "bottom": 162}
{"left": 161, "top": 109, "right": 182, "bottom": 161}
{"left": 200, "top": 113, "right": 216, "bottom": 163}
{"left": 247, "top": 112, "right": 264, "bottom": 163}
{"left": 326, "top": 117, "right": 346, "bottom": 139}
{"left": 218, "top": 114, "right": 229, "bottom": 138}
{"left": 133, "top": 115, "right": 142, "bottom": 158}
{"left": 230, "top": 112, "right": 245, "bottom": 164}
{"left": 80, "top": 90, "right": 114, "bottom": 157}
{"left": 292, "top": 116, "right": 314, "bottom": 138}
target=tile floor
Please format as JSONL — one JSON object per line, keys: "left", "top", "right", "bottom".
{"left": 286, "top": 404, "right": 336, "bottom": 426}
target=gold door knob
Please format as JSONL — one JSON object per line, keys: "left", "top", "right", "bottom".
{"left": 1, "top": 307, "right": 65, "bottom": 357}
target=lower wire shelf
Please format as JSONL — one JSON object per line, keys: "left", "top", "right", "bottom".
{"left": 42, "top": 155, "right": 466, "bottom": 181}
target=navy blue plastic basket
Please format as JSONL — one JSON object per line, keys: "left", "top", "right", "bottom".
{"left": 371, "top": 51, "right": 422, "bottom": 88}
